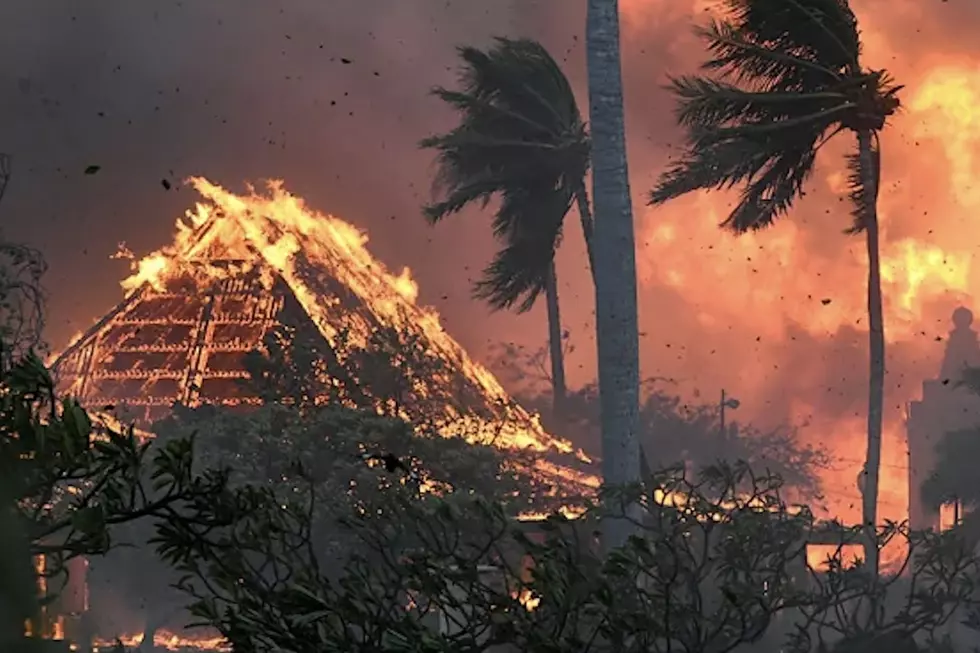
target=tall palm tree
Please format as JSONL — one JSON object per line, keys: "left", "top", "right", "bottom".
{"left": 586, "top": 0, "right": 643, "bottom": 551}
{"left": 420, "top": 38, "right": 595, "bottom": 422}
{"left": 649, "top": 0, "right": 901, "bottom": 576}
{"left": 422, "top": 37, "right": 652, "bottom": 528}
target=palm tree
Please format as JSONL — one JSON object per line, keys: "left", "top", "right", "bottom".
{"left": 422, "top": 37, "right": 651, "bottom": 538}
{"left": 419, "top": 38, "right": 594, "bottom": 422}
{"left": 649, "top": 0, "right": 901, "bottom": 577}
{"left": 586, "top": 0, "right": 643, "bottom": 550}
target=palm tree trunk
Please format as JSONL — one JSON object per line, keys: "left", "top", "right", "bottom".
{"left": 543, "top": 261, "right": 567, "bottom": 422}
{"left": 576, "top": 184, "right": 652, "bottom": 481}
{"left": 575, "top": 187, "right": 596, "bottom": 273}
{"left": 586, "top": 0, "right": 642, "bottom": 551}
{"left": 858, "top": 129, "right": 885, "bottom": 579}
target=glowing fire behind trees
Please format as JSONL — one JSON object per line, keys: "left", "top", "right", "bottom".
{"left": 91, "top": 629, "right": 229, "bottom": 652}
{"left": 599, "top": 0, "right": 980, "bottom": 528}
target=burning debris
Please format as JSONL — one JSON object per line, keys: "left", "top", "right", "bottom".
{"left": 92, "top": 629, "right": 229, "bottom": 652}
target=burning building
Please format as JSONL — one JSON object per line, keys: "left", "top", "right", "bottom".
{"left": 50, "top": 176, "right": 593, "bottom": 478}
{"left": 906, "top": 306, "right": 980, "bottom": 532}
{"left": 44, "top": 177, "right": 598, "bottom": 651}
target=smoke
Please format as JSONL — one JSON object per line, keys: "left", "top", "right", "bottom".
{"left": 2, "top": 0, "right": 979, "bottom": 521}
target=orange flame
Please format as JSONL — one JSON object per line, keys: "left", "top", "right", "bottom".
{"left": 607, "top": 1, "right": 980, "bottom": 531}
{"left": 93, "top": 629, "right": 229, "bottom": 651}
{"left": 105, "top": 177, "right": 593, "bottom": 487}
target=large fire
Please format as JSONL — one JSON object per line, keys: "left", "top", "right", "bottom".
{"left": 118, "top": 177, "right": 575, "bottom": 456}
{"left": 53, "top": 176, "right": 600, "bottom": 506}
{"left": 600, "top": 0, "right": 980, "bottom": 530}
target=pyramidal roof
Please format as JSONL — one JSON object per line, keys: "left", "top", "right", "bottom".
{"left": 52, "top": 177, "right": 595, "bottom": 490}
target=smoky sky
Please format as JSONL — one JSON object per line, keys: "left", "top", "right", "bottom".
{"left": 0, "top": 0, "right": 571, "bottom": 349}
{"left": 3, "top": 0, "right": 980, "bottom": 519}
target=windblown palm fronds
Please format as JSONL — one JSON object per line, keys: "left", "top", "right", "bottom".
{"left": 421, "top": 38, "right": 590, "bottom": 311}
{"left": 650, "top": 0, "right": 901, "bottom": 233}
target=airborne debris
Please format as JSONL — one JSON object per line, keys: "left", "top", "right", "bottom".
{"left": 340, "top": 58, "right": 352, "bottom": 64}
{"left": 821, "top": 298, "right": 832, "bottom": 305}
{"left": 161, "top": 179, "right": 172, "bottom": 191}
{"left": 84, "top": 165, "right": 101, "bottom": 175}
{"left": 361, "top": 452, "right": 418, "bottom": 481}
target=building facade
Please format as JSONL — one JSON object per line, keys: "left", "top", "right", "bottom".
{"left": 907, "top": 307, "right": 980, "bottom": 532}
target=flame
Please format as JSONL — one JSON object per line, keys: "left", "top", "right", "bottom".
{"left": 93, "top": 629, "right": 229, "bottom": 651}
{"left": 76, "top": 177, "right": 595, "bottom": 489}
{"left": 46, "top": 329, "right": 83, "bottom": 366}
{"left": 515, "top": 588, "right": 541, "bottom": 611}
{"left": 608, "top": 1, "right": 980, "bottom": 532}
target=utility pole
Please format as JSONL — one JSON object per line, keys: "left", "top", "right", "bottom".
{"left": 719, "top": 389, "right": 740, "bottom": 438}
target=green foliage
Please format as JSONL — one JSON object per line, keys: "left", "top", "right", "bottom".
{"left": 154, "top": 402, "right": 564, "bottom": 557}
{"left": 92, "top": 307, "right": 578, "bottom": 639}
{"left": 421, "top": 37, "right": 591, "bottom": 312}
{"left": 0, "top": 240, "right": 46, "bottom": 365}
{"left": 0, "top": 345, "right": 224, "bottom": 643}
{"left": 241, "top": 316, "right": 525, "bottom": 433}
{"left": 921, "top": 426, "right": 980, "bottom": 513}
{"left": 151, "top": 459, "right": 980, "bottom": 653}
{"left": 489, "top": 341, "right": 830, "bottom": 496}
{"left": 241, "top": 323, "right": 345, "bottom": 410}
{"left": 788, "top": 522, "right": 978, "bottom": 651}
{"left": 649, "top": 0, "right": 901, "bottom": 232}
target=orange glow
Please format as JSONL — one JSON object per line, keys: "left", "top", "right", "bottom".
{"left": 806, "top": 544, "right": 865, "bottom": 572}
{"left": 93, "top": 629, "right": 229, "bottom": 651}
{"left": 609, "top": 0, "right": 980, "bottom": 532}
{"left": 58, "top": 176, "right": 596, "bottom": 490}
{"left": 939, "top": 501, "right": 963, "bottom": 532}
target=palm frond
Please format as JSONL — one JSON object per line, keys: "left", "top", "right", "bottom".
{"left": 720, "top": 0, "right": 860, "bottom": 74}
{"left": 651, "top": 93, "right": 837, "bottom": 231}
{"left": 473, "top": 187, "right": 569, "bottom": 313}
{"left": 842, "top": 131, "right": 880, "bottom": 234}
{"left": 697, "top": 19, "right": 841, "bottom": 92}
{"left": 420, "top": 38, "right": 589, "bottom": 221}
{"left": 652, "top": 1, "right": 900, "bottom": 234}
{"left": 667, "top": 75, "right": 847, "bottom": 129}
{"left": 420, "top": 37, "right": 589, "bottom": 314}
{"left": 455, "top": 38, "right": 582, "bottom": 135}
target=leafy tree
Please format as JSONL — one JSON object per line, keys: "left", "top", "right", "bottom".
{"left": 648, "top": 0, "right": 902, "bottom": 576}
{"left": 240, "top": 323, "right": 351, "bottom": 410}
{"left": 0, "top": 227, "right": 221, "bottom": 651}
{"left": 150, "top": 460, "right": 978, "bottom": 653}
{"left": 420, "top": 37, "right": 592, "bottom": 422}
{"left": 90, "top": 325, "right": 585, "bottom": 649}
{"left": 490, "top": 341, "right": 830, "bottom": 498}
{"left": 153, "top": 403, "right": 566, "bottom": 539}
{"left": 788, "top": 521, "right": 977, "bottom": 652}
{"left": 422, "top": 37, "right": 651, "bottom": 549}
{"left": 0, "top": 347, "right": 224, "bottom": 650}
{"left": 585, "top": 0, "right": 643, "bottom": 551}
{"left": 241, "top": 314, "right": 532, "bottom": 435}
